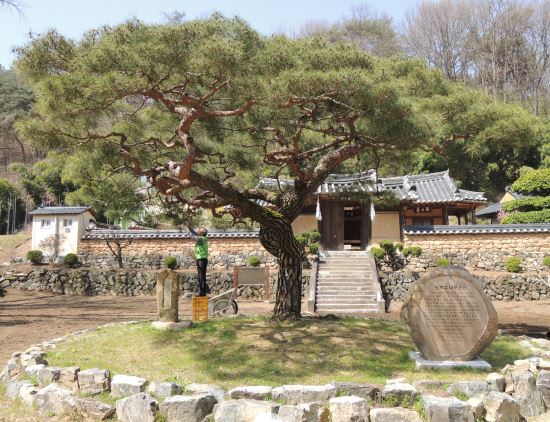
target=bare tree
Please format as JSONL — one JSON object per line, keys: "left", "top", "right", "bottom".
{"left": 101, "top": 234, "right": 133, "bottom": 269}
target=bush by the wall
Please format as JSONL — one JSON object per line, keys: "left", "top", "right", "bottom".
{"left": 371, "top": 247, "right": 385, "bottom": 261}
{"left": 64, "top": 253, "right": 79, "bottom": 268}
{"left": 27, "top": 250, "right": 43, "bottom": 265}
{"left": 295, "top": 235, "right": 308, "bottom": 247}
{"left": 543, "top": 256, "right": 550, "bottom": 267}
{"left": 505, "top": 256, "right": 523, "bottom": 273}
{"left": 248, "top": 255, "right": 261, "bottom": 267}
{"left": 409, "top": 246, "right": 422, "bottom": 257}
{"left": 164, "top": 255, "right": 178, "bottom": 270}
{"left": 436, "top": 257, "right": 450, "bottom": 267}
{"left": 309, "top": 243, "right": 319, "bottom": 255}
{"left": 309, "top": 230, "right": 321, "bottom": 243}
{"left": 395, "top": 242, "right": 404, "bottom": 251}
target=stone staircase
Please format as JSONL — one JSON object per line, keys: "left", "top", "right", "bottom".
{"left": 315, "top": 251, "right": 385, "bottom": 314}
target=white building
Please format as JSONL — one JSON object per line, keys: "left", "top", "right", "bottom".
{"left": 29, "top": 206, "right": 95, "bottom": 257}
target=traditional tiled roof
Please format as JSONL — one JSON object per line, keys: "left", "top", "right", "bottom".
{"left": 29, "top": 206, "right": 92, "bottom": 216}
{"left": 404, "top": 223, "right": 550, "bottom": 235}
{"left": 259, "top": 170, "right": 486, "bottom": 205}
{"left": 82, "top": 229, "right": 260, "bottom": 240}
{"left": 475, "top": 202, "right": 502, "bottom": 217}
{"left": 379, "top": 171, "right": 485, "bottom": 204}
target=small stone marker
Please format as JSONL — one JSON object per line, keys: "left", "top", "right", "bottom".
{"left": 156, "top": 270, "right": 179, "bottom": 323}
{"left": 401, "top": 268, "right": 498, "bottom": 362}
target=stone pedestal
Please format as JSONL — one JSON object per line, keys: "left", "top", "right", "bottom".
{"left": 409, "top": 352, "right": 492, "bottom": 370}
{"left": 156, "top": 270, "right": 179, "bottom": 323}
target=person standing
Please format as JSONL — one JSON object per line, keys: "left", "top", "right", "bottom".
{"left": 189, "top": 227, "right": 209, "bottom": 296}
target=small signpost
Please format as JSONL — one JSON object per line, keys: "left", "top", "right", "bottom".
{"left": 233, "top": 266, "right": 270, "bottom": 300}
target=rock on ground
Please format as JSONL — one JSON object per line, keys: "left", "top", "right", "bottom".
{"left": 159, "top": 394, "right": 217, "bottom": 422}
{"left": 78, "top": 368, "right": 110, "bottom": 395}
{"left": 213, "top": 399, "right": 281, "bottom": 422}
{"left": 18, "top": 383, "right": 39, "bottom": 405}
{"left": 185, "top": 383, "right": 225, "bottom": 403}
{"left": 37, "top": 366, "right": 61, "bottom": 387}
{"left": 115, "top": 392, "right": 159, "bottom": 422}
{"left": 369, "top": 407, "right": 422, "bottom": 422}
{"left": 271, "top": 384, "right": 336, "bottom": 405}
{"left": 330, "top": 381, "right": 381, "bottom": 400}
{"left": 447, "top": 381, "right": 489, "bottom": 398}
{"left": 111, "top": 374, "right": 148, "bottom": 398}
{"left": 228, "top": 386, "right": 273, "bottom": 400}
{"left": 328, "top": 395, "right": 369, "bottom": 422}
{"left": 423, "top": 395, "right": 473, "bottom": 422}
{"left": 511, "top": 370, "right": 546, "bottom": 417}
{"left": 382, "top": 381, "right": 419, "bottom": 406}
{"left": 483, "top": 391, "right": 521, "bottom": 422}
{"left": 537, "top": 370, "right": 550, "bottom": 408}
{"left": 75, "top": 397, "right": 115, "bottom": 420}
{"left": 58, "top": 366, "right": 80, "bottom": 391}
{"left": 147, "top": 380, "right": 182, "bottom": 398}
{"left": 35, "top": 383, "right": 77, "bottom": 416}
{"left": 6, "top": 381, "right": 31, "bottom": 400}
{"left": 487, "top": 373, "right": 505, "bottom": 392}
{"left": 278, "top": 402, "right": 326, "bottom": 422}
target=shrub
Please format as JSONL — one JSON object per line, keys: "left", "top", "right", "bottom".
{"left": 248, "top": 255, "right": 261, "bottom": 267}
{"left": 402, "top": 247, "right": 411, "bottom": 257}
{"left": 379, "top": 240, "right": 396, "bottom": 257}
{"left": 410, "top": 246, "right": 422, "bottom": 257}
{"left": 27, "top": 250, "right": 43, "bottom": 265}
{"left": 308, "top": 243, "right": 319, "bottom": 255}
{"left": 501, "top": 209, "right": 550, "bottom": 224}
{"left": 436, "top": 257, "right": 450, "bottom": 267}
{"left": 295, "top": 235, "right": 308, "bottom": 246}
{"left": 64, "top": 253, "right": 79, "bottom": 268}
{"left": 309, "top": 230, "right": 321, "bottom": 243}
{"left": 505, "top": 256, "right": 522, "bottom": 273}
{"left": 544, "top": 256, "right": 550, "bottom": 267}
{"left": 371, "top": 247, "right": 385, "bottom": 261}
{"left": 395, "top": 242, "right": 404, "bottom": 251}
{"left": 300, "top": 232, "right": 310, "bottom": 241}
{"left": 164, "top": 255, "right": 178, "bottom": 270}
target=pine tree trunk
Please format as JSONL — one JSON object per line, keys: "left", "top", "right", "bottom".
{"left": 259, "top": 219, "right": 303, "bottom": 319}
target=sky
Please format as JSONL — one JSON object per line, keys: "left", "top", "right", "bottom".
{"left": 0, "top": 0, "right": 418, "bottom": 69}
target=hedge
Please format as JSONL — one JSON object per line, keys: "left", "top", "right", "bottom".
{"left": 501, "top": 209, "right": 550, "bottom": 224}
{"left": 502, "top": 196, "right": 550, "bottom": 212}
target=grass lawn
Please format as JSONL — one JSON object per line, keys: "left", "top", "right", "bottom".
{"left": 45, "top": 316, "right": 529, "bottom": 388}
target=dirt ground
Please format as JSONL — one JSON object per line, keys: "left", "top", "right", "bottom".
{"left": 1, "top": 288, "right": 549, "bottom": 363}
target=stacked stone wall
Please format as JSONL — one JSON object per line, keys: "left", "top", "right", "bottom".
{"left": 1, "top": 268, "right": 310, "bottom": 301}
{"left": 403, "top": 232, "right": 549, "bottom": 273}
{"left": 79, "top": 237, "right": 275, "bottom": 270}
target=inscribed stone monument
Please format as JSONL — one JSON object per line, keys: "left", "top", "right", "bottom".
{"left": 401, "top": 268, "right": 498, "bottom": 361}
{"left": 156, "top": 270, "right": 179, "bottom": 323}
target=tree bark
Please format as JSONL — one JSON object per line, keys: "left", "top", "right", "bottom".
{"left": 259, "top": 218, "right": 303, "bottom": 319}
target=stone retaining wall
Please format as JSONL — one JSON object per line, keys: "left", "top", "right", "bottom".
{"left": 78, "top": 237, "right": 275, "bottom": 270}
{"left": 2, "top": 268, "right": 311, "bottom": 301}
{"left": 404, "top": 231, "right": 550, "bottom": 273}
{"left": 380, "top": 268, "right": 550, "bottom": 302}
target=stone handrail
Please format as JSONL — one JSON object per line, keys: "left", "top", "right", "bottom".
{"left": 307, "top": 257, "right": 319, "bottom": 313}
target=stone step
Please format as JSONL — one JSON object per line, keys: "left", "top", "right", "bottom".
{"left": 316, "top": 306, "right": 380, "bottom": 313}
{"left": 318, "top": 271, "right": 373, "bottom": 276}
{"left": 318, "top": 265, "right": 371, "bottom": 270}
{"left": 317, "top": 283, "right": 376, "bottom": 288}
{"left": 316, "top": 293, "right": 376, "bottom": 298}
{"left": 316, "top": 299, "right": 376, "bottom": 305}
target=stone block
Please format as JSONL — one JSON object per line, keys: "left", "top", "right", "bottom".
{"left": 147, "top": 381, "right": 182, "bottom": 398}
{"left": 213, "top": 399, "right": 281, "bottom": 422}
{"left": 111, "top": 374, "right": 148, "bottom": 398}
{"left": 487, "top": 373, "right": 505, "bottom": 392}
{"left": 159, "top": 394, "right": 217, "bottom": 422}
{"left": 447, "top": 381, "right": 489, "bottom": 398}
{"left": 37, "top": 366, "right": 61, "bottom": 387}
{"left": 330, "top": 381, "right": 381, "bottom": 400}
{"left": 271, "top": 384, "right": 336, "bottom": 405}
{"left": 423, "top": 395, "right": 473, "bottom": 422}
{"left": 466, "top": 396, "right": 485, "bottom": 420}
{"left": 511, "top": 370, "right": 545, "bottom": 417}
{"left": 115, "top": 392, "right": 159, "bottom": 422}
{"left": 6, "top": 381, "right": 32, "bottom": 400}
{"left": 75, "top": 397, "right": 116, "bottom": 420}
{"left": 78, "top": 368, "right": 110, "bottom": 395}
{"left": 329, "top": 395, "right": 369, "bottom": 422}
{"left": 370, "top": 407, "right": 422, "bottom": 422}
{"left": 382, "top": 381, "right": 418, "bottom": 405}
{"left": 228, "top": 385, "right": 273, "bottom": 400}
{"left": 483, "top": 391, "right": 521, "bottom": 422}
{"left": 35, "top": 383, "right": 77, "bottom": 416}
{"left": 185, "top": 383, "right": 225, "bottom": 403}
{"left": 58, "top": 366, "right": 80, "bottom": 391}
{"left": 18, "top": 383, "right": 39, "bottom": 405}
{"left": 277, "top": 402, "right": 324, "bottom": 422}
{"left": 0, "top": 358, "right": 21, "bottom": 384}
{"left": 537, "top": 369, "right": 550, "bottom": 408}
